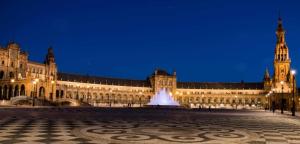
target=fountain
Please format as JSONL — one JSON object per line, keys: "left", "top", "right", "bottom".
{"left": 147, "top": 88, "right": 180, "bottom": 107}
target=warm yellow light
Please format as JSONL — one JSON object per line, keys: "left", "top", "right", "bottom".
{"left": 34, "top": 78, "right": 39, "bottom": 83}
{"left": 291, "top": 69, "right": 296, "bottom": 75}
{"left": 51, "top": 80, "right": 55, "bottom": 84}
{"left": 280, "top": 81, "right": 284, "bottom": 85}
{"left": 10, "top": 79, "right": 15, "bottom": 83}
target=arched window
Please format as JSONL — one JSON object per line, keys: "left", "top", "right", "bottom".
{"left": 39, "top": 87, "right": 45, "bottom": 98}
{"left": 60, "top": 90, "right": 64, "bottom": 98}
{"left": 3, "top": 85, "right": 8, "bottom": 100}
{"left": 0, "top": 86, "right": 2, "bottom": 100}
{"left": 56, "top": 90, "right": 59, "bottom": 98}
{"left": 20, "top": 85, "right": 25, "bottom": 96}
{"left": 0, "top": 71, "right": 4, "bottom": 79}
{"left": 9, "top": 72, "right": 14, "bottom": 78}
{"left": 8, "top": 85, "right": 13, "bottom": 100}
{"left": 14, "top": 85, "right": 19, "bottom": 97}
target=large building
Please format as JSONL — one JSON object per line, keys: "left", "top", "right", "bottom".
{"left": 0, "top": 18, "right": 298, "bottom": 109}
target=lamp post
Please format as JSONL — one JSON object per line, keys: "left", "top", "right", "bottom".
{"left": 139, "top": 91, "right": 142, "bottom": 107}
{"left": 51, "top": 80, "right": 54, "bottom": 101}
{"left": 266, "top": 91, "right": 271, "bottom": 110}
{"left": 35, "top": 78, "right": 39, "bottom": 98}
{"left": 267, "top": 91, "right": 272, "bottom": 110}
{"left": 291, "top": 70, "right": 296, "bottom": 116}
{"left": 109, "top": 89, "right": 112, "bottom": 107}
{"left": 32, "top": 80, "right": 36, "bottom": 106}
{"left": 280, "top": 81, "right": 284, "bottom": 114}
{"left": 76, "top": 84, "right": 79, "bottom": 100}
{"left": 271, "top": 88, "right": 275, "bottom": 111}
{"left": 10, "top": 79, "right": 15, "bottom": 97}
{"left": 235, "top": 95, "right": 238, "bottom": 110}
{"left": 87, "top": 85, "right": 90, "bottom": 104}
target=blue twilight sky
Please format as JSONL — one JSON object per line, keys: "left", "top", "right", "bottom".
{"left": 0, "top": 0, "right": 299, "bottom": 82}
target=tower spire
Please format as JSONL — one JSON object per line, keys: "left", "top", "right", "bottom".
{"left": 277, "top": 15, "right": 284, "bottom": 34}
{"left": 273, "top": 16, "right": 291, "bottom": 83}
{"left": 264, "top": 68, "right": 270, "bottom": 80}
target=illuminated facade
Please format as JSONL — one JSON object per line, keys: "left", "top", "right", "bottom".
{"left": 0, "top": 18, "right": 297, "bottom": 109}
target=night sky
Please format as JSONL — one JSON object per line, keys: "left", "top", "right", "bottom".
{"left": 0, "top": 0, "right": 299, "bottom": 82}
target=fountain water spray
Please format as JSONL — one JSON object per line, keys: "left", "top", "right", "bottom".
{"left": 148, "top": 88, "right": 180, "bottom": 106}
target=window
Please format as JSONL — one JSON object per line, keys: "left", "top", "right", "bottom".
{"left": 1, "top": 61, "right": 4, "bottom": 65}
{"left": 9, "top": 72, "right": 14, "bottom": 78}
{"left": 11, "top": 62, "right": 14, "bottom": 67}
{"left": 0, "top": 71, "right": 4, "bottom": 79}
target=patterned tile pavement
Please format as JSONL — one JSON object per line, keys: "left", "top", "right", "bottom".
{"left": 0, "top": 108, "right": 300, "bottom": 144}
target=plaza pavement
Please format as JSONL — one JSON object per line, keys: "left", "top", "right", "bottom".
{"left": 0, "top": 107, "right": 300, "bottom": 144}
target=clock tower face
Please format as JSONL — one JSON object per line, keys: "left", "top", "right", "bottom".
{"left": 279, "top": 65, "right": 285, "bottom": 81}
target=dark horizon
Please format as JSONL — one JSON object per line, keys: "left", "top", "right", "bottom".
{"left": 0, "top": 0, "right": 299, "bottom": 83}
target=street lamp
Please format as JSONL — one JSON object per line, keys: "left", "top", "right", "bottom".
{"left": 235, "top": 95, "right": 238, "bottom": 110}
{"left": 10, "top": 79, "right": 15, "bottom": 97}
{"left": 271, "top": 88, "right": 275, "bottom": 111}
{"left": 51, "top": 80, "right": 54, "bottom": 101}
{"left": 266, "top": 91, "right": 271, "bottom": 110}
{"left": 87, "top": 85, "right": 90, "bottom": 104}
{"left": 32, "top": 80, "right": 36, "bottom": 106}
{"left": 109, "top": 89, "right": 112, "bottom": 107}
{"left": 291, "top": 70, "right": 296, "bottom": 116}
{"left": 76, "top": 84, "right": 79, "bottom": 100}
{"left": 139, "top": 91, "right": 142, "bottom": 107}
{"left": 267, "top": 91, "right": 272, "bottom": 110}
{"left": 280, "top": 81, "right": 284, "bottom": 114}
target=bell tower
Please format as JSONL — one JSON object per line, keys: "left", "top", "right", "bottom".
{"left": 273, "top": 17, "right": 292, "bottom": 92}
{"left": 44, "top": 47, "right": 57, "bottom": 101}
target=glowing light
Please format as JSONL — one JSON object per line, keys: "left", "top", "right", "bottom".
{"left": 291, "top": 69, "right": 296, "bottom": 75}
{"left": 280, "top": 81, "right": 284, "bottom": 85}
{"left": 51, "top": 80, "right": 55, "bottom": 84}
{"left": 10, "top": 79, "right": 15, "bottom": 83}
{"left": 148, "top": 88, "right": 180, "bottom": 106}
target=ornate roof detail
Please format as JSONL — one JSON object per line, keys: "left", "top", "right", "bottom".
{"left": 153, "top": 69, "right": 172, "bottom": 76}
{"left": 57, "top": 72, "right": 151, "bottom": 87}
